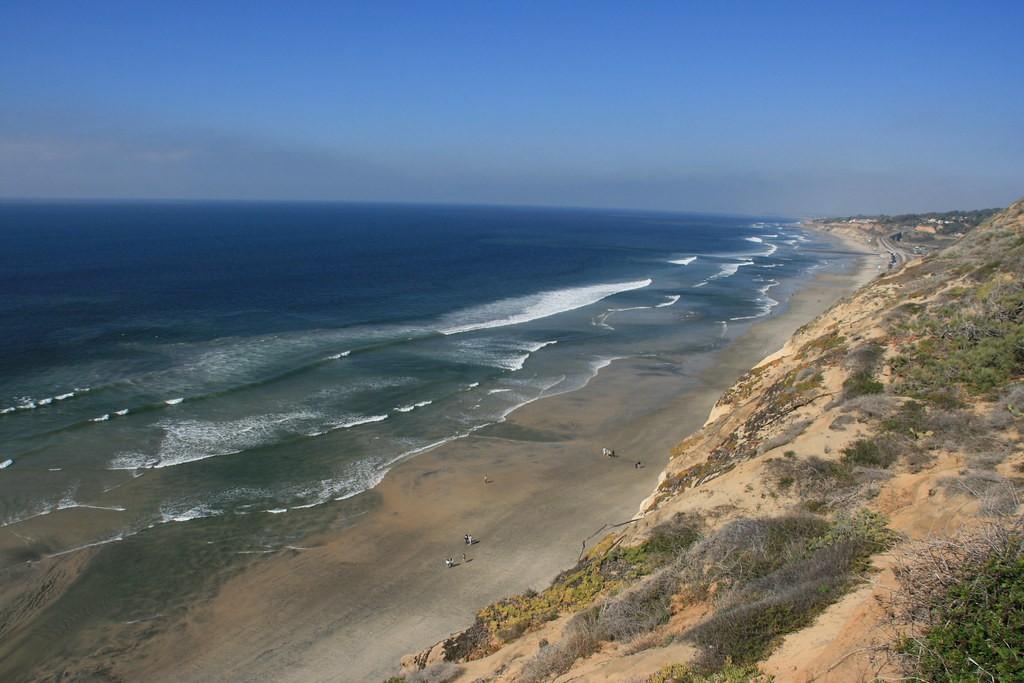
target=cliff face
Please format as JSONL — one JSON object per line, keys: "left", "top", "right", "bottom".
{"left": 396, "top": 199, "right": 1024, "bottom": 683}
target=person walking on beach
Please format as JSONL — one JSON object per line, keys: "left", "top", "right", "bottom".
{"left": 464, "top": 533, "right": 470, "bottom": 544}
{"left": 635, "top": 460, "right": 642, "bottom": 469}
{"left": 462, "top": 552, "right": 467, "bottom": 562}
{"left": 445, "top": 557, "right": 453, "bottom": 568}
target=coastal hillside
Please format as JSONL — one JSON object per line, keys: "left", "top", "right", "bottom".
{"left": 393, "top": 198, "right": 1024, "bottom": 683}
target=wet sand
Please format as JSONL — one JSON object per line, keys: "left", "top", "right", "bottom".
{"left": 33, "top": 237, "right": 879, "bottom": 683}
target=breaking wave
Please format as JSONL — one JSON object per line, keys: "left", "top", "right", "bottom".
{"left": 438, "top": 279, "right": 652, "bottom": 335}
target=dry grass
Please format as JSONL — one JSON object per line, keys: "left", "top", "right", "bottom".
{"left": 939, "top": 471, "right": 1024, "bottom": 517}
{"left": 597, "top": 569, "right": 678, "bottom": 642}
{"left": 518, "top": 608, "right": 603, "bottom": 683}
{"left": 893, "top": 521, "right": 1022, "bottom": 620}
{"left": 681, "top": 511, "right": 894, "bottom": 668}
{"left": 681, "top": 515, "right": 831, "bottom": 592}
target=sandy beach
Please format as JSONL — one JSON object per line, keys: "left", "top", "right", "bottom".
{"left": 24, "top": 235, "right": 878, "bottom": 683}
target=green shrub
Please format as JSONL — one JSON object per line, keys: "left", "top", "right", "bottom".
{"left": 646, "top": 662, "right": 772, "bottom": 682}
{"left": 904, "top": 557, "right": 1024, "bottom": 681}
{"left": 645, "top": 513, "right": 702, "bottom": 562}
{"left": 891, "top": 282, "right": 1024, "bottom": 399}
{"left": 799, "top": 332, "right": 846, "bottom": 358}
{"left": 880, "top": 400, "right": 927, "bottom": 435}
{"left": 844, "top": 342, "right": 885, "bottom": 373}
{"left": 842, "top": 370, "right": 884, "bottom": 399}
{"left": 806, "top": 509, "right": 896, "bottom": 557}
{"left": 841, "top": 439, "right": 896, "bottom": 468}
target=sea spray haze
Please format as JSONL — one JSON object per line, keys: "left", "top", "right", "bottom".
{"left": 0, "top": 201, "right": 852, "bottom": 582}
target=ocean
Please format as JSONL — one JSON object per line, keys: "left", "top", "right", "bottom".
{"left": 0, "top": 202, "right": 849, "bottom": 595}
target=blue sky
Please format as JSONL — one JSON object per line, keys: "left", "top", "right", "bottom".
{"left": 1, "top": 1, "right": 1022, "bottom": 214}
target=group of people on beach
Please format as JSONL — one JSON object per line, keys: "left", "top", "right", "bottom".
{"left": 444, "top": 533, "right": 478, "bottom": 568}
{"left": 603, "top": 446, "right": 643, "bottom": 469}
{"left": 444, "top": 555, "right": 466, "bottom": 568}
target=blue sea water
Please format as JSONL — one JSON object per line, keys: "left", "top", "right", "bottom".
{"left": 0, "top": 202, "right": 845, "bottom": 550}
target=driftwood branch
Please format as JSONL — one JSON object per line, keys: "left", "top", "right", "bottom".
{"left": 576, "top": 517, "right": 643, "bottom": 562}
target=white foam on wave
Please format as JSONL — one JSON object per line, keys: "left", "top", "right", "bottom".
{"left": 592, "top": 311, "right": 615, "bottom": 329}
{"left": 109, "top": 410, "right": 320, "bottom": 470}
{"left": 5, "top": 389, "right": 83, "bottom": 414}
{"left": 761, "top": 233, "right": 779, "bottom": 238}
{"left": 745, "top": 236, "right": 764, "bottom": 243}
{"left": 447, "top": 338, "right": 559, "bottom": 372}
{"left": 45, "top": 532, "right": 131, "bottom": 559}
{"left": 438, "top": 279, "right": 652, "bottom": 335}
{"left": 325, "top": 350, "right": 351, "bottom": 360}
{"left": 695, "top": 260, "right": 756, "bottom": 287}
{"left": 267, "top": 467, "right": 397, "bottom": 510}
{"left": 394, "top": 400, "right": 433, "bottom": 413}
{"left": 488, "top": 388, "right": 511, "bottom": 394}
{"left": 327, "top": 414, "right": 390, "bottom": 430}
{"left": 114, "top": 409, "right": 129, "bottom": 416}
{"left": 159, "top": 503, "right": 223, "bottom": 524}
{"left": 718, "top": 260, "right": 755, "bottom": 278}
{"left": 58, "top": 500, "right": 127, "bottom": 513}
{"left": 524, "top": 340, "right": 558, "bottom": 353}
{"left": 165, "top": 397, "right": 184, "bottom": 406}
{"left": 91, "top": 414, "right": 110, "bottom": 422}
{"left": 729, "top": 279, "right": 781, "bottom": 321}
{"left": 590, "top": 357, "right": 619, "bottom": 374}
{"left": 1, "top": 502, "right": 55, "bottom": 527}
{"left": 669, "top": 256, "right": 697, "bottom": 265}
{"left": 2, "top": 489, "right": 125, "bottom": 527}
{"left": 655, "top": 295, "right": 681, "bottom": 308}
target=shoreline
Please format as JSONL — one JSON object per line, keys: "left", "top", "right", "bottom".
{"left": 45, "top": 232, "right": 881, "bottom": 683}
